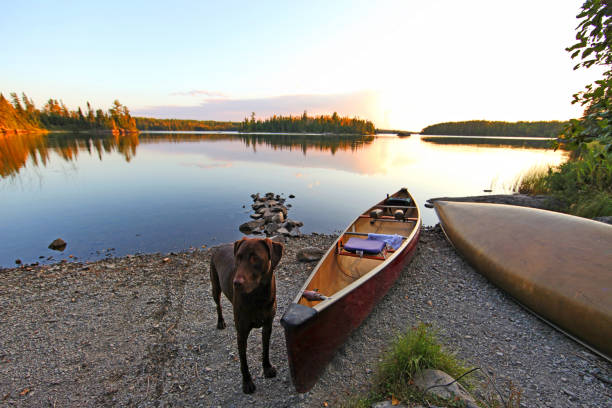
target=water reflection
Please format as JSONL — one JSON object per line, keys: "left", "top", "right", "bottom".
{"left": 421, "top": 135, "right": 555, "bottom": 149}
{"left": 0, "top": 132, "right": 139, "bottom": 177}
{"left": 0, "top": 132, "right": 376, "bottom": 178}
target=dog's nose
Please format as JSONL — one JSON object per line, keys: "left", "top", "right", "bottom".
{"left": 233, "top": 276, "right": 244, "bottom": 288}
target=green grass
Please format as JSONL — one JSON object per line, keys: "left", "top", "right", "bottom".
{"left": 510, "top": 165, "right": 550, "bottom": 195}
{"left": 516, "top": 144, "right": 612, "bottom": 218}
{"left": 342, "top": 323, "right": 473, "bottom": 408}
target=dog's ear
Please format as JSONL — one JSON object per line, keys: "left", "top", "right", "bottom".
{"left": 264, "top": 238, "right": 283, "bottom": 271}
{"left": 234, "top": 237, "right": 247, "bottom": 255}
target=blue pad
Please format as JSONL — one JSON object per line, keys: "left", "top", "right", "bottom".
{"left": 343, "top": 237, "right": 386, "bottom": 254}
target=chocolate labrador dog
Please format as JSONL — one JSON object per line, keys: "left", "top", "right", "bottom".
{"left": 210, "top": 237, "right": 283, "bottom": 394}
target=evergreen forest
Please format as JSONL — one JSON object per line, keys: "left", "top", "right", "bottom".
{"left": 239, "top": 111, "right": 376, "bottom": 134}
{"left": 421, "top": 120, "right": 568, "bottom": 137}
{"left": 0, "top": 92, "right": 138, "bottom": 134}
{"left": 135, "top": 117, "right": 240, "bottom": 131}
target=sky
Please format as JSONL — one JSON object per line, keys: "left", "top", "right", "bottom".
{"left": 0, "top": 0, "right": 603, "bottom": 131}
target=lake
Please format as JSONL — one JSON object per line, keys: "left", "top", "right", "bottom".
{"left": 0, "top": 131, "right": 566, "bottom": 267}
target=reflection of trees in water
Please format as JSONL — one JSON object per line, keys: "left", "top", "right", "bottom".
{"left": 421, "top": 136, "right": 554, "bottom": 149}
{"left": 0, "top": 132, "right": 139, "bottom": 177}
{"left": 1, "top": 132, "right": 374, "bottom": 177}
{"left": 139, "top": 132, "right": 376, "bottom": 155}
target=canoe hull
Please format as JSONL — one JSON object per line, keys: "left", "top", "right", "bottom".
{"left": 434, "top": 201, "right": 612, "bottom": 360}
{"left": 282, "top": 228, "right": 420, "bottom": 392}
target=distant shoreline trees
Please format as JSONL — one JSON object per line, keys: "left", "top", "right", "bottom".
{"left": 135, "top": 117, "right": 240, "bottom": 131}
{"left": 421, "top": 120, "right": 569, "bottom": 138}
{"left": 0, "top": 92, "right": 138, "bottom": 135}
{"left": 240, "top": 111, "right": 376, "bottom": 134}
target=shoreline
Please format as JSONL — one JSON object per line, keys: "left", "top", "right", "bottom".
{"left": 1, "top": 228, "right": 610, "bottom": 407}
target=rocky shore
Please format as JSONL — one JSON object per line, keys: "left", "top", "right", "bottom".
{"left": 1, "top": 225, "right": 610, "bottom": 407}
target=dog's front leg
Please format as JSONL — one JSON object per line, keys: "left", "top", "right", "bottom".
{"left": 237, "top": 326, "right": 256, "bottom": 393}
{"left": 262, "top": 319, "right": 276, "bottom": 378}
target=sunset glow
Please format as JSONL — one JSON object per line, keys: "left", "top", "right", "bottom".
{"left": 1, "top": 0, "right": 602, "bottom": 130}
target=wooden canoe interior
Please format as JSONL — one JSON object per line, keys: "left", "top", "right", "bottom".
{"left": 298, "top": 190, "right": 419, "bottom": 308}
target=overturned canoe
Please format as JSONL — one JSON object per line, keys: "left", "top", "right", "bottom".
{"left": 281, "top": 188, "right": 421, "bottom": 392}
{"left": 434, "top": 201, "right": 612, "bottom": 361}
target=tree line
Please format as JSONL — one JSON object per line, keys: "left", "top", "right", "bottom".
{"left": 0, "top": 92, "right": 138, "bottom": 134}
{"left": 134, "top": 117, "right": 240, "bottom": 131}
{"left": 240, "top": 111, "right": 376, "bottom": 134}
{"left": 421, "top": 120, "right": 569, "bottom": 137}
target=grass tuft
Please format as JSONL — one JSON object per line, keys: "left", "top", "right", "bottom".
{"left": 342, "top": 323, "right": 473, "bottom": 407}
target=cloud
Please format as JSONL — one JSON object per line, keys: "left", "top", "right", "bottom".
{"left": 132, "top": 90, "right": 382, "bottom": 124}
{"left": 170, "top": 90, "right": 227, "bottom": 98}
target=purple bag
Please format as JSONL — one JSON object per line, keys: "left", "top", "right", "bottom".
{"left": 343, "top": 237, "right": 385, "bottom": 254}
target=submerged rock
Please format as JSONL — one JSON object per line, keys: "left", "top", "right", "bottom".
{"left": 48, "top": 238, "right": 67, "bottom": 251}
{"left": 239, "top": 219, "right": 265, "bottom": 234}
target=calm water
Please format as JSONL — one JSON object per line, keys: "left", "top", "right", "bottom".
{"left": 0, "top": 131, "right": 566, "bottom": 267}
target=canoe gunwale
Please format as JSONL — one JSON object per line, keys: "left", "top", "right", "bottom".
{"left": 289, "top": 191, "right": 421, "bottom": 312}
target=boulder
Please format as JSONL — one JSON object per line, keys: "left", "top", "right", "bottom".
{"left": 297, "top": 246, "right": 324, "bottom": 262}
{"left": 289, "top": 228, "right": 302, "bottom": 237}
{"left": 239, "top": 219, "right": 265, "bottom": 234}
{"left": 413, "top": 369, "right": 478, "bottom": 408}
{"left": 264, "top": 222, "right": 279, "bottom": 235}
{"left": 250, "top": 213, "right": 263, "bottom": 219}
{"left": 286, "top": 219, "right": 304, "bottom": 228}
{"left": 594, "top": 216, "right": 612, "bottom": 225}
{"left": 276, "top": 227, "right": 290, "bottom": 235}
{"left": 48, "top": 238, "right": 67, "bottom": 251}
{"left": 271, "top": 212, "right": 285, "bottom": 224}
{"left": 252, "top": 202, "right": 266, "bottom": 211}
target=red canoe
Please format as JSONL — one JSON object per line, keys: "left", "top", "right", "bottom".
{"left": 281, "top": 188, "right": 421, "bottom": 392}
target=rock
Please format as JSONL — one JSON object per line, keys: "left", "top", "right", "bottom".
{"left": 15, "top": 259, "right": 22, "bottom": 265}
{"left": 285, "top": 219, "right": 303, "bottom": 228}
{"left": 427, "top": 194, "right": 564, "bottom": 212}
{"left": 267, "top": 200, "right": 279, "bottom": 207}
{"left": 413, "top": 369, "right": 478, "bottom": 408}
{"left": 252, "top": 202, "right": 266, "bottom": 211}
{"left": 289, "top": 194, "right": 295, "bottom": 198}
{"left": 297, "top": 247, "right": 324, "bottom": 262}
{"left": 48, "top": 238, "right": 67, "bottom": 251}
{"left": 289, "top": 228, "right": 302, "bottom": 237}
{"left": 264, "top": 222, "right": 279, "bottom": 235}
{"left": 250, "top": 213, "right": 262, "bottom": 219}
{"left": 239, "top": 219, "right": 265, "bottom": 234}
{"left": 270, "top": 235, "right": 286, "bottom": 243}
{"left": 271, "top": 213, "right": 285, "bottom": 224}
{"left": 277, "top": 227, "right": 290, "bottom": 235}
{"left": 594, "top": 216, "right": 612, "bottom": 225}
{"left": 371, "top": 401, "right": 412, "bottom": 408}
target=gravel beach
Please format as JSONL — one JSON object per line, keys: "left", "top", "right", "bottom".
{"left": 1, "top": 227, "right": 610, "bottom": 407}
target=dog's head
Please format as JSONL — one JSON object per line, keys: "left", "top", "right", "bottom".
{"left": 233, "top": 237, "right": 283, "bottom": 294}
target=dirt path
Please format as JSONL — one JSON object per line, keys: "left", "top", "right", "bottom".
{"left": 1, "top": 230, "right": 610, "bottom": 407}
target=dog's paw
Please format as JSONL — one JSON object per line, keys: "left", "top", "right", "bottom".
{"left": 216, "top": 319, "right": 226, "bottom": 329}
{"left": 264, "top": 365, "right": 277, "bottom": 378}
{"left": 242, "top": 379, "right": 256, "bottom": 394}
